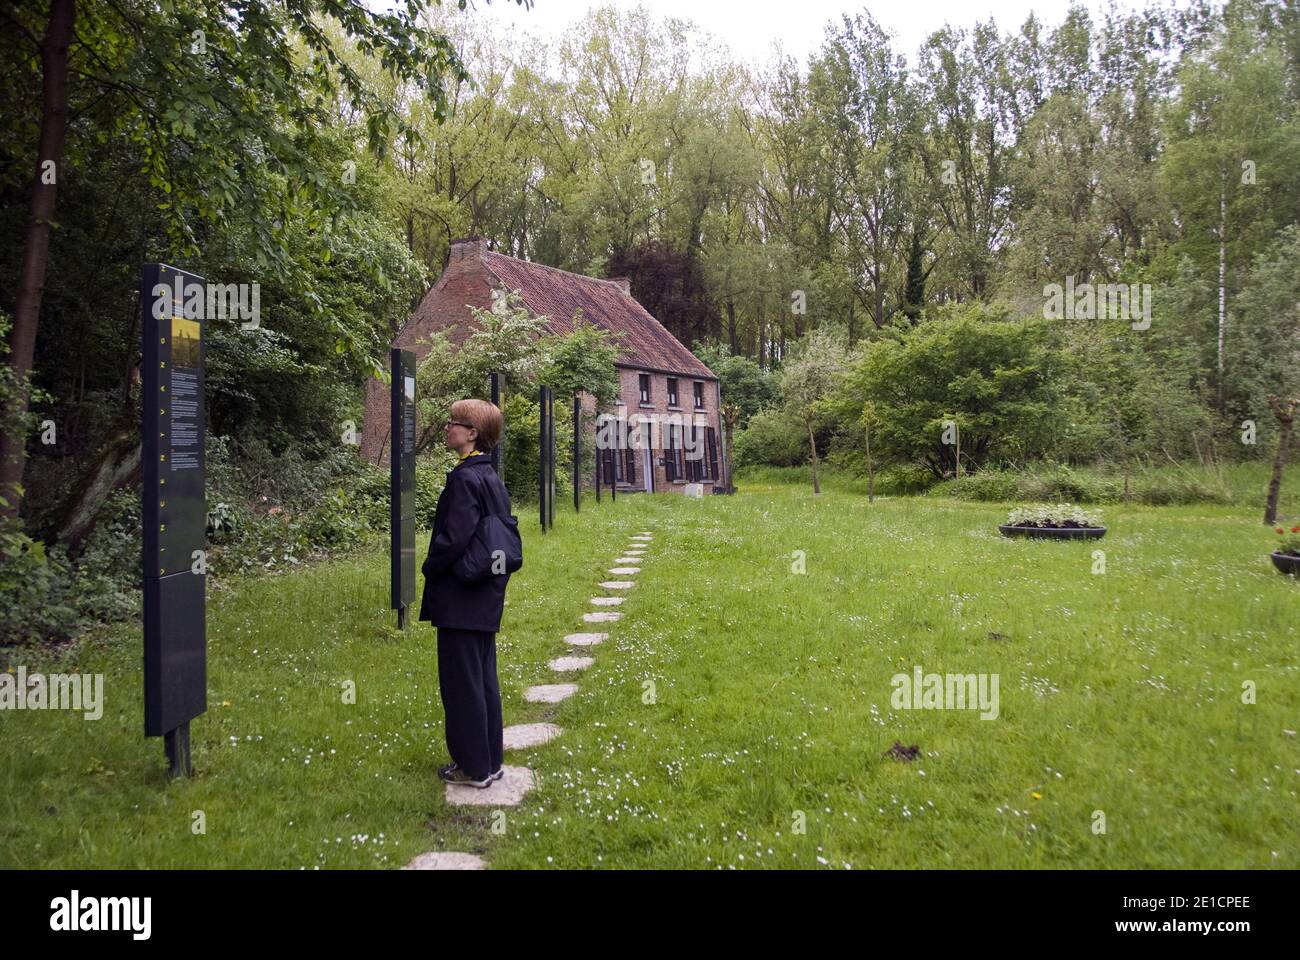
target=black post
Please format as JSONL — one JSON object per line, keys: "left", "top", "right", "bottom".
{"left": 390, "top": 349, "right": 416, "bottom": 628}
{"left": 538, "top": 385, "right": 548, "bottom": 532}
{"left": 548, "top": 388, "right": 555, "bottom": 528}
{"left": 141, "top": 263, "right": 208, "bottom": 779}
{"left": 165, "top": 722, "right": 192, "bottom": 778}
{"left": 490, "top": 371, "right": 504, "bottom": 481}
{"left": 573, "top": 395, "right": 580, "bottom": 513}
{"left": 595, "top": 429, "right": 601, "bottom": 505}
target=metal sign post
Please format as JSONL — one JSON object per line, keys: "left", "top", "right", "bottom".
{"left": 490, "top": 371, "right": 505, "bottom": 481}
{"left": 573, "top": 395, "right": 580, "bottom": 513}
{"left": 141, "top": 263, "right": 208, "bottom": 779}
{"left": 391, "top": 349, "right": 416, "bottom": 628}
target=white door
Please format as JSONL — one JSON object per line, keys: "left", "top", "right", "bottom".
{"left": 642, "top": 447, "right": 654, "bottom": 492}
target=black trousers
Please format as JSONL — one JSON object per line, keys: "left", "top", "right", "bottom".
{"left": 435, "top": 627, "right": 504, "bottom": 780}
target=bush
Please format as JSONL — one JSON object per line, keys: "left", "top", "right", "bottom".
{"left": 732, "top": 406, "right": 808, "bottom": 467}
{"left": 0, "top": 514, "right": 81, "bottom": 645}
{"left": 1005, "top": 503, "right": 1104, "bottom": 528}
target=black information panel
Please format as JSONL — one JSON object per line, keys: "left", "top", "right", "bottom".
{"left": 141, "top": 263, "right": 207, "bottom": 738}
{"left": 391, "top": 349, "right": 416, "bottom": 611}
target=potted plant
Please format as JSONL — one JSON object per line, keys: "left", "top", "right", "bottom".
{"left": 999, "top": 503, "right": 1106, "bottom": 540}
{"left": 1271, "top": 525, "right": 1300, "bottom": 576}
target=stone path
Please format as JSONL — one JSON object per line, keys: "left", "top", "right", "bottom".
{"left": 445, "top": 765, "right": 535, "bottom": 807}
{"left": 503, "top": 722, "right": 562, "bottom": 749}
{"left": 403, "top": 851, "right": 487, "bottom": 870}
{"left": 549, "top": 655, "right": 594, "bottom": 672}
{"left": 564, "top": 632, "right": 607, "bottom": 646}
{"left": 415, "top": 527, "right": 654, "bottom": 866}
{"left": 523, "top": 683, "right": 579, "bottom": 703}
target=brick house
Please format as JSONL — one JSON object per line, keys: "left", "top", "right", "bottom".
{"left": 361, "top": 238, "right": 729, "bottom": 495}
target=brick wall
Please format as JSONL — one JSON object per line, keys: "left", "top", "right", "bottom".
{"left": 601, "top": 366, "right": 724, "bottom": 495}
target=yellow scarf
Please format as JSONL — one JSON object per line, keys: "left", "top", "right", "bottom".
{"left": 458, "top": 449, "right": 484, "bottom": 461}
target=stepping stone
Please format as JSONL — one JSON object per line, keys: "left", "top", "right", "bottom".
{"left": 600, "top": 581, "right": 634, "bottom": 589}
{"left": 590, "top": 596, "right": 624, "bottom": 606}
{"left": 583, "top": 611, "right": 622, "bottom": 622}
{"left": 608, "top": 567, "right": 640, "bottom": 575}
{"left": 624, "top": 547, "right": 646, "bottom": 553}
{"left": 565, "top": 632, "right": 607, "bottom": 646}
{"left": 631, "top": 535, "right": 653, "bottom": 541}
{"left": 549, "top": 656, "right": 594, "bottom": 672}
{"left": 614, "top": 556, "right": 641, "bottom": 563}
{"left": 403, "top": 851, "right": 486, "bottom": 870}
{"left": 445, "top": 765, "right": 534, "bottom": 807}
{"left": 503, "top": 722, "right": 562, "bottom": 750}
{"left": 524, "top": 683, "right": 579, "bottom": 703}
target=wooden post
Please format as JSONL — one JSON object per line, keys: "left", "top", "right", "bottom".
{"left": 1264, "top": 395, "right": 1297, "bottom": 525}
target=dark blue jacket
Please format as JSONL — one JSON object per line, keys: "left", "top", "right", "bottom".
{"left": 418, "top": 454, "right": 516, "bottom": 632}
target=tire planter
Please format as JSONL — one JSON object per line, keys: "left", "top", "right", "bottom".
{"left": 999, "top": 523, "right": 1107, "bottom": 541}
{"left": 1271, "top": 551, "right": 1300, "bottom": 577}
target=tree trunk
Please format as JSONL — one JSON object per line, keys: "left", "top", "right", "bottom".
{"left": 56, "top": 431, "right": 141, "bottom": 555}
{"left": 1264, "top": 395, "right": 1296, "bottom": 525}
{"left": 1217, "top": 177, "right": 1227, "bottom": 415}
{"left": 1, "top": 0, "right": 76, "bottom": 520}
{"left": 806, "top": 413, "right": 820, "bottom": 496}
{"left": 865, "top": 422, "right": 874, "bottom": 503}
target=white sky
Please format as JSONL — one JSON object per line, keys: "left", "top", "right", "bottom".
{"left": 471, "top": 0, "right": 1193, "bottom": 67}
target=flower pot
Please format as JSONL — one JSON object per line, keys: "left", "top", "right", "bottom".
{"left": 1270, "top": 551, "right": 1300, "bottom": 576}
{"left": 998, "top": 523, "right": 1107, "bottom": 541}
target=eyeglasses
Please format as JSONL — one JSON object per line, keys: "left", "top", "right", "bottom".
{"left": 442, "top": 419, "right": 474, "bottom": 431}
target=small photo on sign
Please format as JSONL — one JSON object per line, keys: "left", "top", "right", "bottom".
{"left": 171, "top": 317, "right": 201, "bottom": 368}
{"left": 404, "top": 376, "right": 415, "bottom": 403}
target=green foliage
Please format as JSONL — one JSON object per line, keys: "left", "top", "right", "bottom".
{"left": 0, "top": 510, "right": 81, "bottom": 645}
{"left": 1005, "top": 502, "right": 1104, "bottom": 528}
{"left": 829, "top": 308, "right": 1064, "bottom": 477}
{"left": 694, "top": 343, "right": 777, "bottom": 429}
{"left": 731, "top": 406, "right": 808, "bottom": 468}
{"left": 1275, "top": 524, "right": 1300, "bottom": 557}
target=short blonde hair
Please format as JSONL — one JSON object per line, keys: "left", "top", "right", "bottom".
{"left": 451, "top": 398, "right": 503, "bottom": 452}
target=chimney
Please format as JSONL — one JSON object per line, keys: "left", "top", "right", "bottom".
{"left": 607, "top": 276, "right": 631, "bottom": 295}
{"left": 450, "top": 236, "right": 488, "bottom": 262}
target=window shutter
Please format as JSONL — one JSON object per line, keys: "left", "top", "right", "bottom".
{"left": 674, "top": 424, "right": 685, "bottom": 480}
{"left": 706, "top": 427, "right": 718, "bottom": 481}
{"left": 623, "top": 446, "right": 637, "bottom": 484}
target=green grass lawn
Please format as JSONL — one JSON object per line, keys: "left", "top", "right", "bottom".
{"left": 3, "top": 472, "right": 1299, "bottom": 869}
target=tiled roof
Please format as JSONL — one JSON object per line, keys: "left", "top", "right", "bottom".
{"left": 482, "top": 252, "right": 717, "bottom": 381}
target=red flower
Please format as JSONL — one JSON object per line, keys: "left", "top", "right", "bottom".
{"left": 1278, "top": 528, "right": 1286, "bottom": 534}
{"left": 1292, "top": 527, "right": 1300, "bottom": 534}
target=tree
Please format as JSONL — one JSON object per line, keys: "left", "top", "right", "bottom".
{"left": 778, "top": 329, "right": 850, "bottom": 494}
{"left": 1, "top": 0, "right": 520, "bottom": 520}
{"left": 831, "top": 309, "right": 1062, "bottom": 478}
{"left": 1264, "top": 394, "right": 1296, "bottom": 526}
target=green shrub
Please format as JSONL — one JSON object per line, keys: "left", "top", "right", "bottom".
{"left": 732, "top": 406, "right": 808, "bottom": 467}
{"left": 0, "top": 512, "right": 81, "bottom": 645}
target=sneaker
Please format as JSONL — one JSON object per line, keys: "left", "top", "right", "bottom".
{"left": 490, "top": 766, "right": 505, "bottom": 782}
{"left": 437, "top": 762, "right": 492, "bottom": 788}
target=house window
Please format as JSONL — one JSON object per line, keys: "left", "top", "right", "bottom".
{"left": 667, "top": 378, "right": 678, "bottom": 407}
{"left": 686, "top": 423, "right": 703, "bottom": 482}
{"left": 693, "top": 381, "right": 705, "bottom": 409}
{"left": 638, "top": 373, "right": 651, "bottom": 404}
